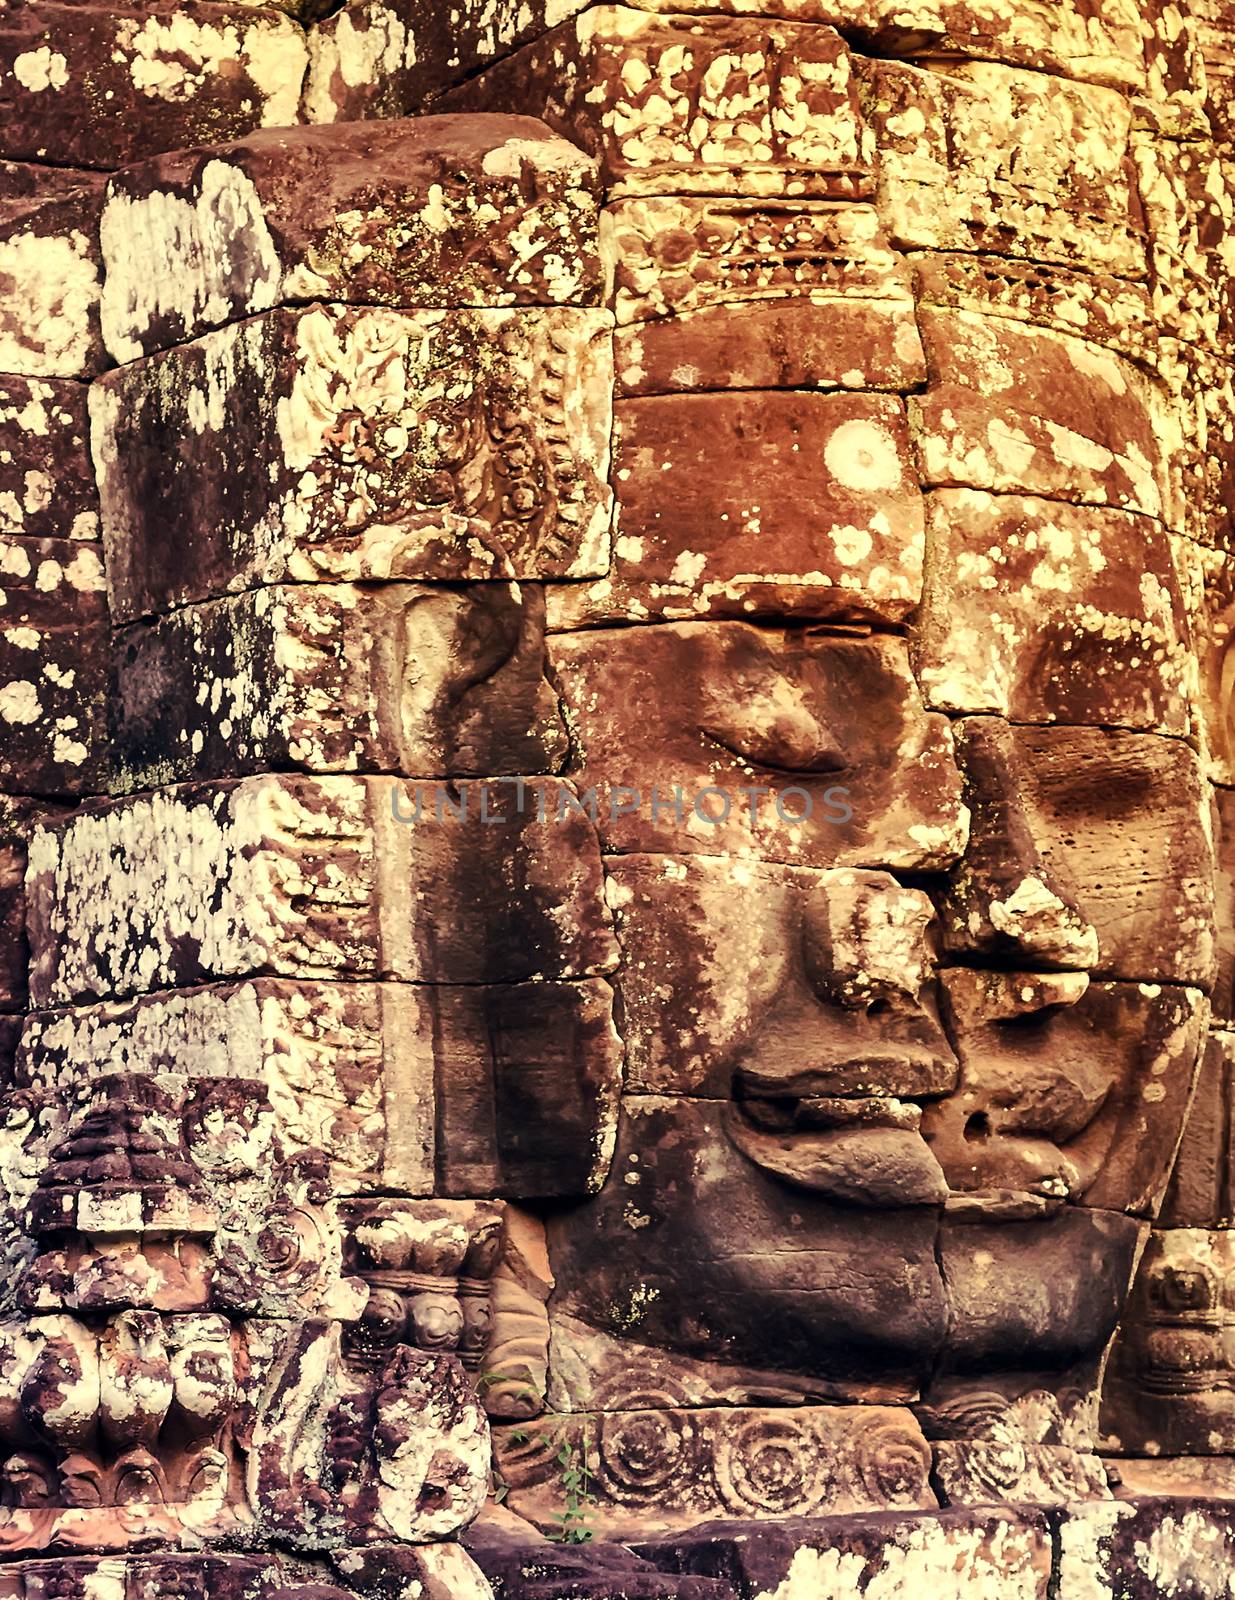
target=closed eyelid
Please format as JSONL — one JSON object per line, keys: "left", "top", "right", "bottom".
{"left": 701, "top": 680, "right": 847, "bottom": 773}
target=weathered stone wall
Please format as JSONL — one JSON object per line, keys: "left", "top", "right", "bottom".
{"left": 3, "top": 0, "right": 1235, "bottom": 1597}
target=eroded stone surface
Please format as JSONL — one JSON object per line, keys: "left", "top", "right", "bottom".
{"left": 635, "top": 1506, "right": 1052, "bottom": 1599}
{"left": 915, "top": 491, "right": 1191, "bottom": 734}
{"left": 0, "top": 164, "right": 105, "bottom": 379}
{"left": 17, "top": 976, "right": 622, "bottom": 1200}
{"left": 1158, "top": 1030, "right": 1235, "bottom": 1228}
{"left": 0, "top": 1068, "right": 497, "bottom": 1555}
{"left": 549, "top": 391, "right": 924, "bottom": 625}
{"left": 912, "top": 310, "right": 1164, "bottom": 517}
{"left": 100, "top": 116, "right": 602, "bottom": 361}
{"left": 0, "top": 796, "right": 50, "bottom": 1015}
{"left": 603, "top": 197, "right": 925, "bottom": 396}
{"left": 860, "top": 59, "right": 1144, "bottom": 273}
{"left": 923, "top": 975, "right": 1206, "bottom": 1215}
{"left": 0, "top": 4, "right": 307, "bottom": 171}
{"left": 93, "top": 304, "right": 614, "bottom": 619}
{"left": 0, "top": 375, "right": 96, "bottom": 540}
{"left": 494, "top": 1403, "right": 937, "bottom": 1535}
{"left": 110, "top": 581, "right": 567, "bottom": 788}
{"left": 0, "top": 535, "right": 107, "bottom": 798}
{"left": 26, "top": 776, "right": 616, "bottom": 1005}
{"left": 1052, "top": 1498, "right": 1235, "bottom": 1599}
{"left": 441, "top": 10, "right": 875, "bottom": 199}
{"left": 603, "top": 855, "right": 957, "bottom": 1106}
{"left": 1, "top": 0, "right": 1231, "bottom": 1572}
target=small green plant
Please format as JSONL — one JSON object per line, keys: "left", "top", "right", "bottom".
{"left": 545, "top": 1422, "right": 596, "bottom": 1545}
{"left": 479, "top": 1376, "right": 597, "bottom": 1543}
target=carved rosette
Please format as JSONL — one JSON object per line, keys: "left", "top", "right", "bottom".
{"left": 493, "top": 1404, "right": 935, "bottom": 1536}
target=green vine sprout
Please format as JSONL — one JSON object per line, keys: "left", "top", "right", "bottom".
{"left": 478, "top": 1376, "right": 597, "bottom": 1544}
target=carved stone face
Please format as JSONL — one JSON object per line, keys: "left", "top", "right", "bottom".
{"left": 540, "top": 353, "right": 1215, "bottom": 1465}
{"left": 541, "top": 568, "right": 1210, "bottom": 1432}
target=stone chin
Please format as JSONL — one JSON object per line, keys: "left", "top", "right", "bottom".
{"left": 547, "top": 1097, "right": 1141, "bottom": 1399}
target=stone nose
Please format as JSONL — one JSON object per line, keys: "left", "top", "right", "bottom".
{"left": 799, "top": 867, "right": 938, "bottom": 1013}
{"left": 936, "top": 717, "right": 1098, "bottom": 972}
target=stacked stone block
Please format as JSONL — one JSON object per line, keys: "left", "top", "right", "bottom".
{"left": 0, "top": 114, "right": 622, "bottom": 1600}
{"left": 0, "top": 160, "right": 109, "bottom": 1091}
{"left": 3, "top": 0, "right": 1235, "bottom": 1593}
{"left": 384, "top": 0, "right": 1234, "bottom": 1554}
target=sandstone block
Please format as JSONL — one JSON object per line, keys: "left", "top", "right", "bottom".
{"left": 540, "top": 1308, "right": 917, "bottom": 1415}
{"left": 0, "top": 536, "right": 106, "bottom": 798}
{"left": 608, "top": 0, "right": 1146, "bottom": 85}
{"left": 547, "top": 391, "right": 925, "bottom": 626}
{"left": 939, "top": 718, "right": 1216, "bottom": 989}
{"left": 1197, "top": 0, "right": 1235, "bottom": 140}
{"left": 1133, "top": 136, "right": 1235, "bottom": 352}
{"left": 1214, "top": 788, "right": 1235, "bottom": 1023}
{"left": 1158, "top": 1030, "right": 1235, "bottom": 1227}
{"left": 0, "top": 4, "right": 307, "bottom": 170}
{"left": 915, "top": 490, "right": 1191, "bottom": 734}
{"left": 1151, "top": 344, "right": 1235, "bottom": 549}
{"left": 859, "top": 58, "right": 1144, "bottom": 273}
{"left": 1179, "top": 542, "right": 1235, "bottom": 782}
{"left": 547, "top": 624, "right": 967, "bottom": 869}
{"left": 932, "top": 1207, "right": 1142, "bottom": 1382}
{"left": 92, "top": 304, "right": 614, "bottom": 620}
{"left": 494, "top": 1403, "right": 936, "bottom": 1536}
{"left": 912, "top": 310, "right": 1165, "bottom": 517}
{"left": 912, "top": 250, "right": 1156, "bottom": 364}
{"left": 930, "top": 1440, "right": 1111, "bottom": 1507}
{"left": 1052, "top": 1497, "right": 1235, "bottom": 1599}
{"left": 602, "top": 198, "right": 925, "bottom": 397}
{"left": 305, "top": 0, "right": 1144, "bottom": 131}
{"left": 441, "top": 9, "right": 874, "bottom": 200}
{"left": 303, "top": 0, "right": 591, "bottom": 122}
{"left": 464, "top": 1518, "right": 735, "bottom": 1600}
{"left": 0, "top": 796, "right": 52, "bottom": 1013}
{"left": 634, "top": 1508, "right": 1052, "bottom": 1600}
{"left": 110, "top": 581, "right": 567, "bottom": 789}
{"left": 0, "top": 375, "right": 96, "bottom": 540}
{"left": 1107, "top": 1458, "right": 1235, "bottom": 1497}
{"left": 0, "top": 1555, "right": 393, "bottom": 1600}
{"left": 26, "top": 776, "right": 617, "bottom": 1006}
{"left": 0, "top": 164, "right": 104, "bottom": 380}
{"left": 100, "top": 116, "right": 602, "bottom": 361}
{"left": 17, "top": 976, "right": 622, "bottom": 1200}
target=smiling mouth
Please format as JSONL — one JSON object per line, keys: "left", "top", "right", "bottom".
{"left": 727, "top": 1089, "right": 1083, "bottom": 1213}
{"left": 725, "top": 1094, "right": 949, "bottom": 1208}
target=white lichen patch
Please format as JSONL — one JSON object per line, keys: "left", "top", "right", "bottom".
{"left": 0, "top": 231, "right": 100, "bottom": 378}
{"left": 100, "top": 162, "right": 282, "bottom": 364}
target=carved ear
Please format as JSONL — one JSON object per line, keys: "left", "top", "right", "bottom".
{"left": 393, "top": 585, "right": 526, "bottom": 709}
{"left": 447, "top": 584, "right": 530, "bottom": 704}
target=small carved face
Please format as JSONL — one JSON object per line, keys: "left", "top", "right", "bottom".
{"left": 1101, "top": 1231, "right": 1235, "bottom": 1455}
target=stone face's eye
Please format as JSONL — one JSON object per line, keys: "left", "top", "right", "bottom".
{"left": 703, "top": 680, "right": 845, "bottom": 773}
